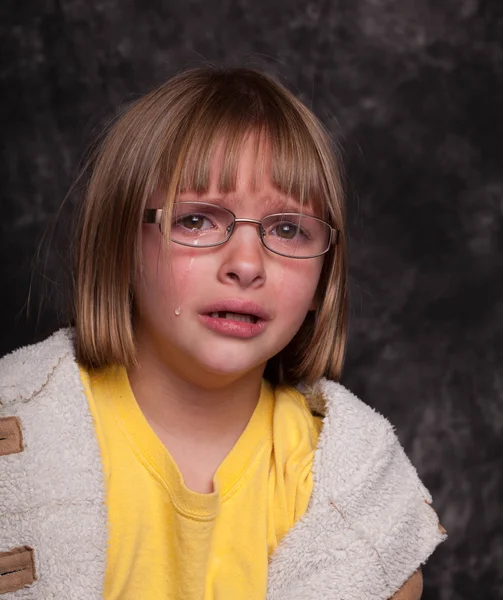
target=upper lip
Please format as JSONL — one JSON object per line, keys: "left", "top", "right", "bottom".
{"left": 201, "top": 299, "right": 271, "bottom": 321}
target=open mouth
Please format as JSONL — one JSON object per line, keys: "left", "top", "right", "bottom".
{"left": 208, "top": 311, "right": 259, "bottom": 324}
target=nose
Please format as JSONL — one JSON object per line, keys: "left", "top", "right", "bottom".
{"left": 217, "top": 223, "right": 266, "bottom": 289}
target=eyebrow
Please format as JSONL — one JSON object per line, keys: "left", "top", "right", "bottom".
{"left": 259, "top": 195, "right": 314, "bottom": 214}
{"left": 178, "top": 193, "right": 316, "bottom": 215}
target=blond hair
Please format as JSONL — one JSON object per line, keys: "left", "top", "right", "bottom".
{"left": 74, "top": 66, "right": 348, "bottom": 385}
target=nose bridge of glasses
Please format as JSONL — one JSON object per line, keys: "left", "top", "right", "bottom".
{"left": 228, "top": 217, "right": 265, "bottom": 239}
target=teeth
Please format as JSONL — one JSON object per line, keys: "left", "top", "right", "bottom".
{"left": 225, "top": 312, "right": 253, "bottom": 323}
{"left": 209, "top": 311, "right": 256, "bottom": 323}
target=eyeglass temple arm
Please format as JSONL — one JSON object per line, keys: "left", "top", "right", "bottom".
{"left": 143, "top": 209, "right": 163, "bottom": 224}
{"left": 330, "top": 228, "right": 340, "bottom": 246}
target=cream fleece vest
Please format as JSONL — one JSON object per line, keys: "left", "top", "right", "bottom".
{"left": 0, "top": 329, "right": 445, "bottom": 599}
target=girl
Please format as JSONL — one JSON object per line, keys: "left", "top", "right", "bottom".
{"left": 0, "top": 67, "right": 445, "bottom": 599}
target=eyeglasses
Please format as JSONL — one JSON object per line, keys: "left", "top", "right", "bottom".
{"left": 143, "top": 202, "right": 339, "bottom": 259}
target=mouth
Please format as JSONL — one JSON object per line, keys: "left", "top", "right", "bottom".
{"left": 199, "top": 300, "right": 270, "bottom": 338}
{"left": 207, "top": 311, "right": 259, "bottom": 324}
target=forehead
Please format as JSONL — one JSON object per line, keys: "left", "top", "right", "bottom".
{"left": 179, "top": 129, "right": 325, "bottom": 215}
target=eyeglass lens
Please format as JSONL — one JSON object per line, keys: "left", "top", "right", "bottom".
{"left": 169, "top": 202, "right": 330, "bottom": 257}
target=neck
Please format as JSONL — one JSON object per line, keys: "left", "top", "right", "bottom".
{"left": 127, "top": 340, "right": 265, "bottom": 446}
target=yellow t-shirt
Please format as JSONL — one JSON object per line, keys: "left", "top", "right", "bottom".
{"left": 80, "top": 365, "right": 322, "bottom": 600}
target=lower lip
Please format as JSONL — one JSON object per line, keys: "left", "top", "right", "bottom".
{"left": 199, "top": 315, "right": 267, "bottom": 338}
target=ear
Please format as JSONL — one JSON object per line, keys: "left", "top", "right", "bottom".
{"left": 309, "top": 297, "right": 317, "bottom": 311}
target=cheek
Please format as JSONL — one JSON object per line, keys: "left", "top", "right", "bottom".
{"left": 168, "top": 248, "right": 212, "bottom": 303}
{"left": 135, "top": 235, "right": 174, "bottom": 310}
{"left": 138, "top": 235, "right": 207, "bottom": 309}
{"left": 273, "top": 260, "right": 322, "bottom": 316}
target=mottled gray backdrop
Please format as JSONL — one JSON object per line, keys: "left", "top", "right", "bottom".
{"left": 1, "top": 1, "right": 502, "bottom": 598}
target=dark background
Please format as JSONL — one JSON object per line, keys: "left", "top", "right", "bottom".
{"left": 1, "top": 1, "right": 502, "bottom": 598}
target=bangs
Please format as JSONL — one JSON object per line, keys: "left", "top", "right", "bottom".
{"left": 175, "top": 79, "right": 331, "bottom": 218}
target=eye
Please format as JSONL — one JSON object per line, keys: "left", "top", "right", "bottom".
{"left": 174, "top": 214, "right": 213, "bottom": 231}
{"left": 268, "top": 220, "right": 310, "bottom": 241}
{"left": 274, "top": 222, "right": 300, "bottom": 239}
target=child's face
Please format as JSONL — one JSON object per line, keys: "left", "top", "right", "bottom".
{"left": 134, "top": 136, "right": 324, "bottom": 385}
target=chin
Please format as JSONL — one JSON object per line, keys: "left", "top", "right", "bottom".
{"left": 193, "top": 350, "right": 267, "bottom": 380}
{"left": 200, "top": 359, "right": 261, "bottom": 378}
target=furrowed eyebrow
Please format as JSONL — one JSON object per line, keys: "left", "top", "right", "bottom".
{"left": 260, "top": 196, "right": 313, "bottom": 215}
{"left": 177, "top": 194, "right": 315, "bottom": 216}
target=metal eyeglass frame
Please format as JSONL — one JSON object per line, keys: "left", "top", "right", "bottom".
{"left": 143, "top": 202, "right": 340, "bottom": 259}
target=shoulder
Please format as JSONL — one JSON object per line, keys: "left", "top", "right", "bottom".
{"left": 304, "top": 378, "right": 402, "bottom": 490}
{"left": 0, "top": 328, "right": 76, "bottom": 409}
{"left": 0, "top": 327, "right": 104, "bottom": 514}
{"left": 308, "top": 378, "right": 445, "bottom": 595}
{"left": 309, "top": 376, "right": 443, "bottom": 516}
{"left": 0, "top": 329, "right": 108, "bottom": 596}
